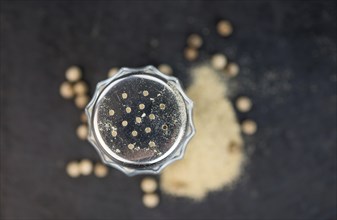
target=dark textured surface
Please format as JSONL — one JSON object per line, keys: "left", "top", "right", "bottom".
{"left": 1, "top": 1, "right": 336, "bottom": 220}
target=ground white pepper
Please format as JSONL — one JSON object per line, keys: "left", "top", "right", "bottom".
{"left": 161, "top": 65, "right": 245, "bottom": 200}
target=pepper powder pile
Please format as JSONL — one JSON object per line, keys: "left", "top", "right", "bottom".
{"left": 160, "top": 64, "right": 245, "bottom": 200}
